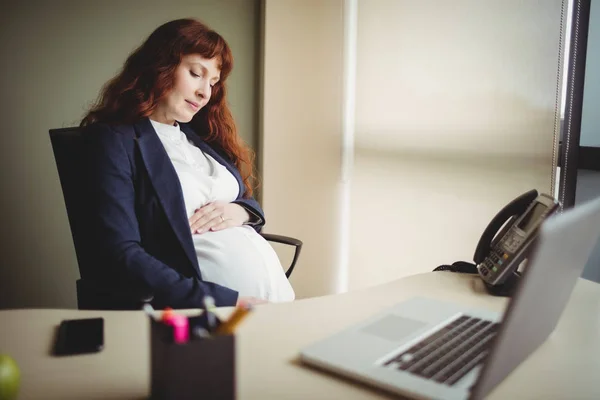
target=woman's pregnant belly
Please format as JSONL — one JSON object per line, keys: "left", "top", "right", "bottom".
{"left": 192, "top": 226, "right": 295, "bottom": 302}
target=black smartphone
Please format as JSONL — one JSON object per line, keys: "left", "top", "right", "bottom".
{"left": 53, "top": 317, "right": 104, "bottom": 356}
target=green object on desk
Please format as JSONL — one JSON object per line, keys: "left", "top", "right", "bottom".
{"left": 0, "top": 354, "right": 20, "bottom": 400}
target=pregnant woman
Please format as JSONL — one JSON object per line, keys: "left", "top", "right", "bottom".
{"left": 80, "top": 18, "right": 295, "bottom": 308}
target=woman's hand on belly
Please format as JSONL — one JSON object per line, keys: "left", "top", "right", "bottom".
{"left": 189, "top": 201, "right": 250, "bottom": 234}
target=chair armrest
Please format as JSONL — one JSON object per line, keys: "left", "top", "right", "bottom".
{"left": 260, "top": 233, "right": 303, "bottom": 278}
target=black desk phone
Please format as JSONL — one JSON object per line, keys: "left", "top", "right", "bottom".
{"left": 434, "top": 189, "right": 560, "bottom": 296}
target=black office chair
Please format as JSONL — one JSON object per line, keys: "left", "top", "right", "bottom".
{"left": 49, "top": 127, "right": 303, "bottom": 310}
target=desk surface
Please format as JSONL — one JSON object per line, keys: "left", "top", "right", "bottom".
{"left": 1, "top": 272, "right": 599, "bottom": 400}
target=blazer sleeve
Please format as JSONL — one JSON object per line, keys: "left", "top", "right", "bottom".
{"left": 84, "top": 124, "right": 239, "bottom": 308}
{"left": 233, "top": 197, "right": 265, "bottom": 232}
{"left": 228, "top": 160, "right": 265, "bottom": 232}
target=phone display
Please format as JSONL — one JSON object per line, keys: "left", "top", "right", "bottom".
{"left": 53, "top": 317, "right": 104, "bottom": 356}
{"left": 517, "top": 202, "right": 549, "bottom": 234}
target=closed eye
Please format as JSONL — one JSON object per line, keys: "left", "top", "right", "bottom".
{"left": 190, "top": 70, "right": 200, "bottom": 78}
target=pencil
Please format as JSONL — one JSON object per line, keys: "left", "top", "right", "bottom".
{"left": 215, "top": 303, "right": 253, "bottom": 335}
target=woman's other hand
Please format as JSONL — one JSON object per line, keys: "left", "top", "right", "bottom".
{"left": 189, "top": 201, "right": 250, "bottom": 234}
{"left": 237, "top": 296, "right": 269, "bottom": 306}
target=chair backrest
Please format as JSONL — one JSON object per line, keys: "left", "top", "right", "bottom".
{"left": 49, "top": 127, "right": 91, "bottom": 279}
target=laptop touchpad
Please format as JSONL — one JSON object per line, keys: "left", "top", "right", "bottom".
{"left": 360, "top": 315, "right": 427, "bottom": 342}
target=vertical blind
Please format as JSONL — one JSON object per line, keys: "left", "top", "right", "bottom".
{"left": 261, "top": 0, "right": 567, "bottom": 297}
{"left": 348, "top": 0, "right": 567, "bottom": 290}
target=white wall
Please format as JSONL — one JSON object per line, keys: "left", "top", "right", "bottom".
{"left": 0, "top": 0, "right": 260, "bottom": 309}
{"left": 348, "top": 0, "right": 566, "bottom": 290}
{"left": 261, "top": 0, "right": 567, "bottom": 295}
{"left": 261, "top": 0, "right": 346, "bottom": 297}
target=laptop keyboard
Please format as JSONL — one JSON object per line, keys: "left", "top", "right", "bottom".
{"left": 383, "top": 316, "right": 499, "bottom": 386}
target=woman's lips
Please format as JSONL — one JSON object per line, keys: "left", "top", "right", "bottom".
{"left": 186, "top": 100, "right": 199, "bottom": 111}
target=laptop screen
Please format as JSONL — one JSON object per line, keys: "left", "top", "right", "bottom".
{"left": 471, "top": 198, "right": 600, "bottom": 399}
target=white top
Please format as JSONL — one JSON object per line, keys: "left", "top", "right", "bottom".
{"left": 150, "top": 119, "right": 295, "bottom": 302}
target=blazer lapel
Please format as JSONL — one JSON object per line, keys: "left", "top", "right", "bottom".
{"left": 133, "top": 118, "right": 200, "bottom": 277}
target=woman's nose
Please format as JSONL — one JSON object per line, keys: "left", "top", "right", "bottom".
{"left": 196, "top": 81, "right": 210, "bottom": 99}
{"left": 196, "top": 87, "right": 206, "bottom": 100}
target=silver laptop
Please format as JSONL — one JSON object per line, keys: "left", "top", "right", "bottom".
{"left": 300, "top": 196, "right": 600, "bottom": 400}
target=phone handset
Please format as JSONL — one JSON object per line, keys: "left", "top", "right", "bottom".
{"left": 473, "top": 189, "right": 538, "bottom": 265}
{"left": 433, "top": 189, "right": 560, "bottom": 296}
{"left": 475, "top": 190, "right": 559, "bottom": 295}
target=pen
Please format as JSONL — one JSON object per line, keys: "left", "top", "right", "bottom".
{"left": 192, "top": 326, "right": 211, "bottom": 340}
{"left": 142, "top": 303, "right": 157, "bottom": 320}
{"left": 164, "top": 313, "right": 189, "bottom": 344}
{"left": 161, "top": 307, "right": 174, "bottom": 322}
{"left": 203, "top": 295, "right": 217, "bottom": 332}
{"left": 215, "top": 303, "right": 253, "bottom": 335}
{"left": 155, "top": 307, "right": 189, "bottom": 344}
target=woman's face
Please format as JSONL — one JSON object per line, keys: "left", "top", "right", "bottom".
{"left": 150, "top": 54, "right": 221, "bottom": 125}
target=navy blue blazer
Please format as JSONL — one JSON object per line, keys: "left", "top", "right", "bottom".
{"left": 83, "top": 118, "right": 265, "bottom": 308}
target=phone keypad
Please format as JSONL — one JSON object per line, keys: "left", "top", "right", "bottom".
{"left": 482, "top": 248, "right": 511, "bottom": 279}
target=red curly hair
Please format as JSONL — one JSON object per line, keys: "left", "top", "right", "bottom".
{"left": 81, "top": 18, "right": 255, "bottom": 196}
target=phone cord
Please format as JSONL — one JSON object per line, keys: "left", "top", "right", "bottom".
{"left": 433, "top": 261, "right": 478, "bottom": 274}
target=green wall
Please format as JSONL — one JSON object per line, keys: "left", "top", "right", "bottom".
{"left": 0, "top": 0, "right": 261, "bottom": 309}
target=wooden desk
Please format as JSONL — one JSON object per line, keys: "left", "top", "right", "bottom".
{"left": 1, "top": 272, "right": 599, "bottom": 399}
